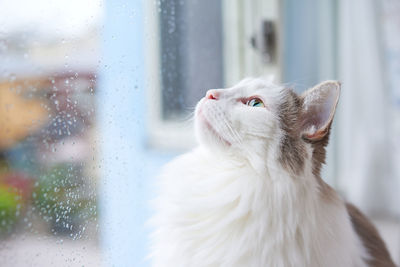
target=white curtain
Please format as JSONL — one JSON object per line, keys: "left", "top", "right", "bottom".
{"left": 381, "top": 0, "right": 400, "bottom": 215}
{"left": 337, "top": 0, "right": 400, "bottom": 217}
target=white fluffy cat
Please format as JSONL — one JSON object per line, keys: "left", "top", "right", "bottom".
{"left": 149, "top": 78, "right": 395, "bottom": 267}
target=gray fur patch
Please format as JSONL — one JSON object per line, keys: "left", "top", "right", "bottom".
{"left": 347, "top": 203, "right": 396, "bottom": 267}
{"left": 277, "top": 90, "right": 306, "bottom": 175}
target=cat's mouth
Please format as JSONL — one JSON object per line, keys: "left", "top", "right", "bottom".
{"left": 197, "top": 107, "right": 231, "bottom": 146}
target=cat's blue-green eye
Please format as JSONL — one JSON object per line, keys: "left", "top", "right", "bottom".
{"left": 246, "top": 98, "right": 265, "bottom": 107}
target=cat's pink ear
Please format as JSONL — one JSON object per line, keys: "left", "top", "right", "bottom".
{"left": 300, "top": 81, "right": 340, "bottom": 141}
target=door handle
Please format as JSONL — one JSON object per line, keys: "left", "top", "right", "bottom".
{"left": 250, "top": 20, "right": 276, "bottom": 63}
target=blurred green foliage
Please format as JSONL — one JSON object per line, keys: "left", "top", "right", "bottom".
{"left": 33, "top": 164, "right": 96, "bottom": 234}
{"left": 0, "top": 186, "right": 21, "bottom": 236}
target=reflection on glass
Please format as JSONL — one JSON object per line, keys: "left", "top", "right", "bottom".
{"left": 0, "top": 0, "right": 102, "bottom": 265}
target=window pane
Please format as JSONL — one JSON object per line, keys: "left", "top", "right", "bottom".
{"left": 0, "top": 0, "right": 102, "bottom": 265}
{"left": 160, "top": 0, "right": 224, "bottom": 120}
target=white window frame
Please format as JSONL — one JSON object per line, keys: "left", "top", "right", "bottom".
{"left": 222, "top": 0, "right": 283, "bottom": 86}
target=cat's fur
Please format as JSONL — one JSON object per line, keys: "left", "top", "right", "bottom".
{"left": 150, "top": 78, "right": 395, "bottom": 267}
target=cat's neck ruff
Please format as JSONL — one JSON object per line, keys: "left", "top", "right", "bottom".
{"left": 151, "top": 147, "right": 367, "bottom": 267}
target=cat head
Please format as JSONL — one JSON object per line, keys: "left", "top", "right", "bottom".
{"left": 194, "top": 78, "right": 340, "bottom": 176}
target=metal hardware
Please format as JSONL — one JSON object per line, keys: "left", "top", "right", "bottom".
{"left": 250, "top": 20, "right": 276, "bottom": 63}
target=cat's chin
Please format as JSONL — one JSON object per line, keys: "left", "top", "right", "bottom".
{"left": 195, "top": 107, "right": 232, "bottom": 149}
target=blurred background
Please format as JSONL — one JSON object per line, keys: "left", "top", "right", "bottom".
{"left": 0, "top": 0, "right": 399, "bottom": 266}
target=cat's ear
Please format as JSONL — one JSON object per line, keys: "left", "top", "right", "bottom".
{"left": 300, "top": 81, "right": 340, "bottom": 141}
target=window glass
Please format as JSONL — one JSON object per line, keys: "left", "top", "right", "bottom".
{"left": 0, "top": 0, "right": 103, "bottom": 265}
{"left": 160, "top": 0, "right": 224, "bottom": 120}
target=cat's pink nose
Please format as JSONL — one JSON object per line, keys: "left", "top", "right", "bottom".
{"left": 206, "top": 90, "right": 219, "bottom": 100}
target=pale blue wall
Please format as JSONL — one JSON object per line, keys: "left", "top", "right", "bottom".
{"left": 97, "top": 1, "right": 172, "bottom": 266}
{"left": 283, "top": 0, "right": 319, "bottom": 92}
{"left": 282, "top": 0, "right": 337, "bottom": 92}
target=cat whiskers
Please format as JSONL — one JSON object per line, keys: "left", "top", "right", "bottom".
{"left": 221, "top": 115, "right": 243, "bottom": 145}
{"left": 212, "top": 105, "right": 243, "bottom": 145}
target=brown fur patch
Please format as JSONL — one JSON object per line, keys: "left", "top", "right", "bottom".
{"left": 302, "top": 123, "right": 332, "bottom": 179}
{"left": 277, "top": 90, "right": 306, "bottom": 175}
{"left": 346, "top": 203, "right": 396, "bottom": 267}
